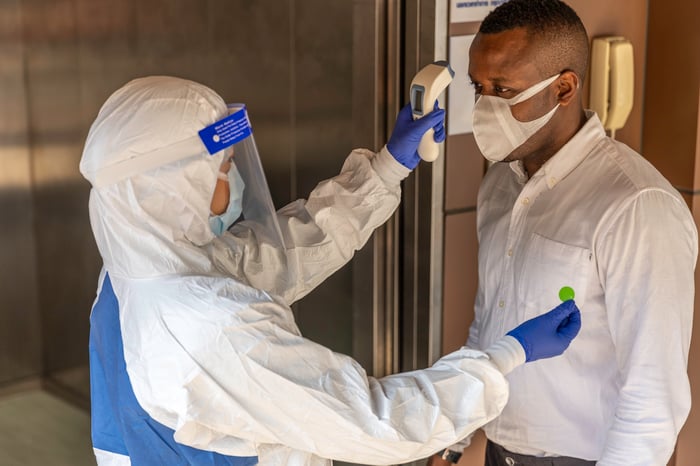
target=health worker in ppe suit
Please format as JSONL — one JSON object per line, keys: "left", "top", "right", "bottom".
{"left": 80, "top": 76, "right": 581, "bottom": 466}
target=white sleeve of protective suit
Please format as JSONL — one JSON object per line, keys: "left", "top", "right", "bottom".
{"left": 212, "top": 147, "right": 408, "bottom": 305}
{"left": 440, "top": 336, "right": 525, "bottom": 455}
{"left": 120, "top": 276, "right": 519, "bottom": 466}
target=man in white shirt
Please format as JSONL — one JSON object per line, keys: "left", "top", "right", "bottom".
{"left": 429, "top": 0, "right": 697, "bottom": 465}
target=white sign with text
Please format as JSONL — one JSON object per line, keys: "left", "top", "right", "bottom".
{"left": 450, "top": 0, "right": 509, "bottom": 23}
{"left": 448, "top": 34, "right": 476, "bottom": 135}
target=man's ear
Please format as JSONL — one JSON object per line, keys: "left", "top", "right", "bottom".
{"left": 557, "top": 71, "right": 580, "bottom": 106}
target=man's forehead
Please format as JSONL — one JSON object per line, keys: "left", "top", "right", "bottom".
{"left": 468, "top": 28, "right": 538, "bottom": 80}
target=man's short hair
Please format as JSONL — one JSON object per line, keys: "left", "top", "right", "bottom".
{"left": 480, "top": 0, "right": 589, "bottom": 81}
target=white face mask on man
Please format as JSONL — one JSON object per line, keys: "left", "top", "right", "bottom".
{"left": 472, "top": 73, "right": 560, "bottom": 163}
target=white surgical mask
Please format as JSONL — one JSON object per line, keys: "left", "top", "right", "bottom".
{"left": 472, "top": 74, "right": 560, "bottom": 163}
{"left": 209, "top": 162, "right": 245, "bottom": 236}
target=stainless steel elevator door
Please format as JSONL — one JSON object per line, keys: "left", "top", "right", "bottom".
{"left": 282, "top": 0, "right": 357, "bottom": 359}
{"left": 1, "top": 0, "right": 446, "bottom": 464}
{"left": 4, "top": 0, "right": 398, "bottom": 404}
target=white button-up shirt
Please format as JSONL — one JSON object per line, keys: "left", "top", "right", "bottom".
{"left": 470, "top": 112, "right": 698, "bottom": 464}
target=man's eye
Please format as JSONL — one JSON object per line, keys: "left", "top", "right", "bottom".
{"left": 470, "top": 81, "right": 482, "bottom": 94}
{"left": 494, "top": 86, "right": 510, "bottom": 94}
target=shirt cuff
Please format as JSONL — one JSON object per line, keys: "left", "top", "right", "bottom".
{"left": 445, "top": 433, "right": 473, "bottom": 454}
{"left": 484, "top": 335, "right": 526, "bottom": 375}
{"left": 371, "top": 146, "right": 411, "bottom": 186}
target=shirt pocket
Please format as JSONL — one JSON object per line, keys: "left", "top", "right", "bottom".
{"left": 516, "top": 233, "right": 591, "bottom": 320}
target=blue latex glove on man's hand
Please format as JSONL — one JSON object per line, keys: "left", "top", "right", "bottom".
{"left": 386, "top": 102, "right": 446, "bottom": 170}
{"left": 507, "top": 300, "right": 582, "bottom": 362}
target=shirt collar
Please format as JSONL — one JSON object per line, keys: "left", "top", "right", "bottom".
{"left": 507, "top": 110, "right": 606, "bottom": 188}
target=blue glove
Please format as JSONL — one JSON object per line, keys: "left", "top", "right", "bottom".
{"left": 386, "top": 102, "right": 446, "bottom": 170}
{"left": 507, "top": 300, "right": 582, "bottom": 362}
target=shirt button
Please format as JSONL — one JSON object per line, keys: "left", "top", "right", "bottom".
{"left": 522, "top": 197, "right": 530, "bottom": 205}
{"left": 498, "top": 300, "right": 505, "bottom": 308}
{"left": 505, "top": 458, "right": 515, "bottom": 466}
{"left": 507, "top": 249, "right": 513, "bottom": 257}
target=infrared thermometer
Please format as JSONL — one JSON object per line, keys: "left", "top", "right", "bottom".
{"left": 409, "top": 60, "right": 454, "bottom": 162}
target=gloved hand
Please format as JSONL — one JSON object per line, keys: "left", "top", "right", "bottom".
{"left": 507, "top": 300, "right": 581, "bottom": 362}
{"left": 386, "top": 102, "right": 446, "bottom": 170}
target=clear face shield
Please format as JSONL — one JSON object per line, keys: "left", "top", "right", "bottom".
{"left": 200, "top": 104, "right": 283, "bottom": 247}
{"left": 88, "top": 102, "right": 283, "bottom": 250}
{"left": 202, "top": 106, "right": 292, "bottom": 291}
{"left": 85, "top": 96, "right": 288, "bottom": 285}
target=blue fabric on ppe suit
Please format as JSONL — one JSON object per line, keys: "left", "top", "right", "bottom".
{"left": 89, "top": 271, "right": 257, "bottom": 465}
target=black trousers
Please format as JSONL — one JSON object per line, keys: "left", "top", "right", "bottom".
{"left": 485, "top": 440, "right": 596, "bottom": 466}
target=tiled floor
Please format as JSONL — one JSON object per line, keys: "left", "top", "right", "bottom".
{"left": 0, "top": 390, "right": 95, "bottom": 466}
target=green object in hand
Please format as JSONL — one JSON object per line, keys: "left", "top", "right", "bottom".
{"left": 559, "top": 286, "right": 575, "bottom": 302}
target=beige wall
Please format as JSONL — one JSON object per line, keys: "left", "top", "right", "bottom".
{"left": 442, "top": 1, "right": 700, "bottom": 464}
{"left": 571, "top": 0, "right": 648, "bottom": 152}
{"left": 642, "top": 1, "right": 700, "bottom": 465}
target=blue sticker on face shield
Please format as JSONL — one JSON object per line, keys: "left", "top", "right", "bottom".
{"left": 198, "top": 105, "right": 252, "bottom": 155}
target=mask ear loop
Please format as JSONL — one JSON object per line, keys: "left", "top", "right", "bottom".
{"left": 212, "top": 147, "right": 235, "bottom": 216}
{"left": 217, "top": 147, "right": 236, "bottom": 179}
{"left": 507, "top": 73, "right": 561, "bottom": 106}
{"left": 224, "top": 146, "right": 235, "bottom": 162}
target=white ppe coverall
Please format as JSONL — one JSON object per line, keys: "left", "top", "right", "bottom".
{"left": 80, "top": 76, "right": 522, "bottom": 466}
